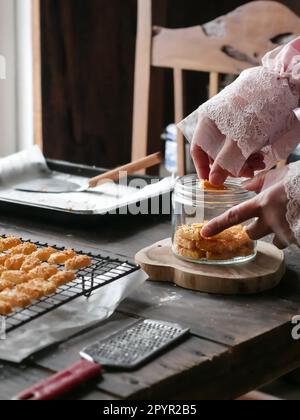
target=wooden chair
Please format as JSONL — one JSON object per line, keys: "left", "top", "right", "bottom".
{"left": 32, "top": 0, "right": 43, "bottom": 149}
{"left": 132, "top": 0, "right": 300, "bottom": 176}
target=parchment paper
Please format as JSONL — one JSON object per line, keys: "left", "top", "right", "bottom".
{"left": 0, "top": 267, "right": 148, "bottom": 363}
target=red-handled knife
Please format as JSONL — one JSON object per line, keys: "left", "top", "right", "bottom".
{"left": 14, "top": 360, "right": 102, "bottom": 400}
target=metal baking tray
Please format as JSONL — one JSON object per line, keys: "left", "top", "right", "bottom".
{"left": 0, "top": 158, "right": 172, "bottom": 224}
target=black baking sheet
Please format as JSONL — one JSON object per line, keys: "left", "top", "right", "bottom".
{"left": 0, "top": 158, "right": 172, "bottom": 224}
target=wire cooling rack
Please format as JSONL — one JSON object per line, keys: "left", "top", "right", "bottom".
{"left": 1, "top": 238, "right": 140, "bottom": 334}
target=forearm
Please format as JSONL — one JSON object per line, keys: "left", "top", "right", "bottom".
{"left": 179, "top": 37, "right": 300, "bottom": 176}
{"left": 200, "top": 35, "right": 300, "bottom": 167}
{"left": 285, "top": 161, "right": 300, "bottom": 246}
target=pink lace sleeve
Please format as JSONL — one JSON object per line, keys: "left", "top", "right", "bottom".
{"left": 179, "top": 37, "right": 300, "bottom": 175}
{"left": 285, "top": 161, "right": 300, "bottom": 246}
{"left": 262, "top": 37, "right": 300, "bottom": 84}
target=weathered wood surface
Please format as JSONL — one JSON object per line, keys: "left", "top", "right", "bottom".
{"left": 0, "top": 213, "right": 299, "bottom": 400}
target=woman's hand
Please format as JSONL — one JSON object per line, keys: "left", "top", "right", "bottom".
{"left": 182, "top": 36, "right": 300, "bottom": 185}
{"left": 191, "top": 116, "right": 266, "bottom": 185}
{"left": 201, "top": 166, "right": 295, "bottom": 249}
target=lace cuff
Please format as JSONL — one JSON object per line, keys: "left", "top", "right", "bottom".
{"left": 178, "top": 37, "right": 300, "bottom": 175}
{"left": 285, "top": 161, "right": 300, "bottom": 246}
{"left": 262, "top": 37, "right": 300, "bottom": 88}
{"left": 200, "top": 66, "right": 299, "bottom": 156}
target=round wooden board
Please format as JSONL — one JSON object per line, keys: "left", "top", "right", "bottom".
{"left": 135, "top": 239, "right": 286, "bottom": 295}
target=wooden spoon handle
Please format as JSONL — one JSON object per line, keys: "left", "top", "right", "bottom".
{"left": 88, "top": 152, "right": 162, "bottom": 188}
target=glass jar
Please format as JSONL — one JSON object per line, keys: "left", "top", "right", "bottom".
{"left": 172, "top": 175, "right": 257, "bottom": 265}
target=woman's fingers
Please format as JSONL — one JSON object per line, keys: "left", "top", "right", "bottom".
{"left": 191, "top": 117, "right": 266, "bottom": 185}
{"left": 273, "top": 235, "right": 288, "bottom": 250}
{"left": 209, "top": 151, "right": 266, "bottom": 184}
{"left": 209, "top": 139, "right": 233, "bottom": 185}
{"left": 209, "top": 164, "right": 230, "bottom": 186}
{"left": 246, "top": 153, "right": 265, "bottom": 168}
{"left": 190, "top": 144, "right": 210, "bottom": 180}
{"left": 191, "top": 116, "right": 220, "bottom": 180}
{"left": 210, "top": 138, "right": 266, "bottom": 185}
{"left": 242, "top": 171, "right": 268, "bottom": 193}
{"left": 246, "top": 219, "right": 272, "bottom": 240}
{"left": 240, "top": 154, "right": 266, "bottom": 178}
{"left": 242, "top": 165, "right": 288, "bottom": 193}
{"left": 201, "top": 197, "right": 260, "bottom": 237}
{"left": 210, "top": 138, "right": 247, "bottom": 184}
{"left": 190, "top": 144, "right": 262, "bottom": 185}
{"left": 240, "top": 166, "right": 255, "bottom": 179}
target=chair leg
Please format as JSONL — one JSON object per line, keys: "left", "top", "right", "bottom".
{"left": 131, "top": 0, "right": 152, "bottom": 171}
{"left": 32, "top": 0, "right": 43, "bottom": 149}
{"left": 174, "top": 68, "right": 186, "bottom": 176}
{"left": 209, "top": 72, "right": 219, "bottom": 99}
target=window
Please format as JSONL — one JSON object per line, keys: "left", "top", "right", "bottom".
{"left": 0, "top": 54, "right": 5, "bottom": 80}
{"left": 0, "top": 0, "right": 33, "bottom": 157}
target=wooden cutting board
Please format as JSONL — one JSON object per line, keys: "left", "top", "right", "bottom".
{"left": 135, "top": 239, "right": 285, "bottom": 295}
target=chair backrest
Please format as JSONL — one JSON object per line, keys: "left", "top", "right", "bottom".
{"left": 131, "top": 1, "right": 300, "bottom": 172}
{"left": 152, "top": 1, "right": 300, "bottom": 74}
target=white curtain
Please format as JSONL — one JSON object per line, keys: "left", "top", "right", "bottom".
{"left": 0, "top": 0, "right": 17, "bottom": 156}
{"left": 16, "top": 0, "right": 34, "bottom": 152}
{"left": 0, "top": 55, "right": 5, "bottom": 80}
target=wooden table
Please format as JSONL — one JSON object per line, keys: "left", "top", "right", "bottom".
{"left": 0, "top": 213, "right": 300, "bottom": 400}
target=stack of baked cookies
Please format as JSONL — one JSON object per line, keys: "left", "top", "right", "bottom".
{"left": 174, "top": 223, "right": 254, "bottom": 262}
{"left": 0, "top": 237, "right": 92, "bottom": 315}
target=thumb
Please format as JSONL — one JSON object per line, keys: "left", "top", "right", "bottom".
{"left": 242, "top": 171, "right": 268, "bottom": 193}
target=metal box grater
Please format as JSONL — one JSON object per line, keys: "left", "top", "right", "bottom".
{"left": 80, "top": 319, "right": 190, "bottom": 370}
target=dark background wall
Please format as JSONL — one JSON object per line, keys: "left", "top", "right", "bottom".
{"left": 40, "top": 0, "right": 300, "bottom": 168}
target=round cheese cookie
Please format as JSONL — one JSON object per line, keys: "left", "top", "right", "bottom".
{"left": 21, "top": 257, "right": 41, "bottom": 273}
{"left": 48, "top": 249, "right": 76, "bottom": 265}
{"left": 65, "top": 255, "right": 92, "bottom": 271}
{"left": 1, "top": 271, "right": 31, "bottom": 285}
{"left": 4, "top": 255, "right": 26, "bottom": 270}
{"left": 0, "top": 300, "right": 12, "bottom": 315}
{"left": 49, "top": 271, "right": 75, "bottom": 287}
{"left": 0, "top": 290, "right": 32, "bottom": 309}
{"left": 174, "top": 233, "right": 197, "bottom": 251}
{"left": 9, "top": 242, "right": 37, "bottom": 256}
{"left": 28, "top": 265, "right": 58, "bottom": 280}
{"left": 175, "top": 224, "right": 205, "bottom": 242}
{"left": 174, "top": 245, "right": 206, "bottom": 260}
{"left": 175, "top": 223, "right": 253, "bottom": 257}
{"left": 0, "top": 237, "right": 22, "bottom": 251}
